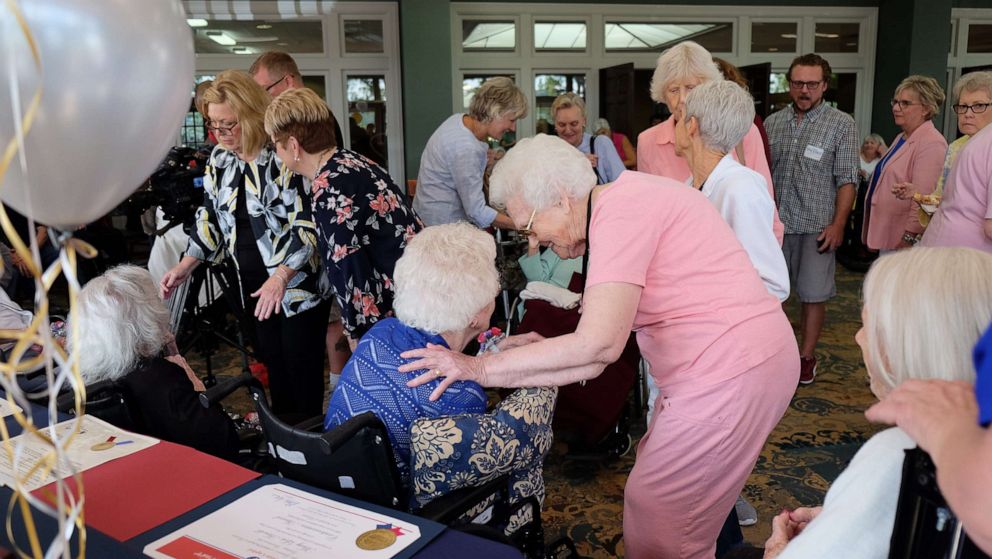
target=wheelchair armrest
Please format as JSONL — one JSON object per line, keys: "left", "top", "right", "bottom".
{"left": 414, "top": 474, "right": 510, "bottom": 525}
{"left": 55, "top": 379, "right": 118, "bottom": 412}
{"left": 291, "top": 415, "right": 326, "bottom": 433}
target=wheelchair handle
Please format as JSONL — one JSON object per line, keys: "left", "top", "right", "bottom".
{"left": 199, "top": 372, "right": 259, "bottom": 408}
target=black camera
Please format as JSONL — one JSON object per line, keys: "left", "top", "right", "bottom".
{"left": 129, "top": 146, "right": 209, "bottom": 235}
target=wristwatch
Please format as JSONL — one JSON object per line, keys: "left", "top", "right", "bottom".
{"left": 901, "top": 232, "right": 920, "bottom": 245}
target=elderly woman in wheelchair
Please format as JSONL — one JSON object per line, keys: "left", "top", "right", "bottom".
{"left": 70, "top": 265, "right": 239, "bottom": 461}
{"left": 323, "top": 222, "right": 554, "bottom": 519}
{"left": 762, "top": 247, "right": 992, "bottom": 559}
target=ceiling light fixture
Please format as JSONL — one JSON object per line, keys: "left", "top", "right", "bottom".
{"left": 205, "top": 31, "right": 236, "bottom": 46}
{"left": 256, "top": 23, "right": 273, "bottom": 30}
{"left": 187, "top": 18, "right": 208, "bottom": 27}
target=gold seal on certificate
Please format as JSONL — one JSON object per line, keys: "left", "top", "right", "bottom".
{"left": 356, "top": 528, "right": 397, "bottom": 550}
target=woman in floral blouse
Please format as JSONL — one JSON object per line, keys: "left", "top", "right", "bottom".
{"left": 161, "top": 71, "right": 330, "bottom": 423}
{"left": 264, "top": 87, "right": 422, "bottom": 344}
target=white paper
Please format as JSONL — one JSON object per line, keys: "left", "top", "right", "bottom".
{"left": 803, "top": 144, "right": 825, "bottom": 161}
{"left": 0, "top": 415, "right": 159, "bottom": 490}
{"left": 0, "top": 398, "right": 22, "bottom": 418}
{"left": 144, "top": 483, "right": 423, "bottom": 559}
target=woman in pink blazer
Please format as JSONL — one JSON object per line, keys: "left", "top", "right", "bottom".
{"left": 863, "top": 76, "right": 948, "bottom": 251}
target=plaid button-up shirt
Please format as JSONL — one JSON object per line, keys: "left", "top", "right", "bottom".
{"left": 765, "top": 102, "right": 859, "bottom": 234}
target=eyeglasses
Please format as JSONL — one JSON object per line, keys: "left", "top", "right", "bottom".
{"left": 206, "top": 120, "right": 239, "bottom": 135}
{"left": 519, "top": 209, "right": 537, "bottom": 236}
{"left": 264, "top": 74, "right": 288, "bottom": 93}
{"left": 789, "top": 80, "right": 823, "bottom": 90}
{"left": 952, "top": 102, "right": 990, "bottom": 115}
{"left": 890, "top": 99, "right": 920, "bottom": 109}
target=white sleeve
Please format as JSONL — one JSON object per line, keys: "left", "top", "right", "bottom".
{"left": 721, "top": 175, "right": 790, "bottom": 301}
{"left": 777, "top": 428, "right": 916, "bottom": 559}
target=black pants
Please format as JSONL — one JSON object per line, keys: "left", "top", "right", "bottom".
{"left": 242, "top": 288, "right": 330, "bottom": 423}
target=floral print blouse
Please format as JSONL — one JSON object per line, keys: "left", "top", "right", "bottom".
{"left": 187, "top": 145, "right": 325, "bottom": 317}
{"left": 310, "top": 148, "right": 423, "bottom": 338}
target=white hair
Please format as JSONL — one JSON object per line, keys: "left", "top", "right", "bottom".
{"left": 862, "top": 247, "right": 992, "bottom": 391}
{"left": 684, "top": 79, "right": 755, "bottom": 153}
{"left": 393, "top": 222, "right": 500, "bottom": 334}
{"left": 953, "top": 70, "right": 992, "bottom": 102}
{"left": 70, "top": 265, "right": 170, "bottom": 383}
{"left": 489, "top": 134, "right": 596, "bottom": 212}
{"left": 649, "top": 41, "right": 722, "bottom": 103}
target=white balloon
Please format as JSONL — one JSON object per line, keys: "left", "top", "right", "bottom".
{"left": 0, "top": 0, "right": 194, "bottom": 229}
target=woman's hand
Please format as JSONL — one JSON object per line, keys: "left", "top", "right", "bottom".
{"left": 496, "top": 332, "right": 544, "bottom": 351}
{"left": 165, "top": 354, "right": 206, "bottom": 392}
{"left": 399, "top": 343, "right": 486, "bottom": 401}
{"left": 585, "top": 153, "right": 599, "bottom": 168}
{"left": 160, "top": 258, "right": 198, "bottom": 299}
{"left": 763, "top": 507, "right": 822, "bottom": 558}
{"left": 866, "top": 379, "right": 977, "bottom": 455}
{"left": 891, "top": 182, "right": 915, "bottom": 200}
{"left": 251, "top": 274, "right": 286, "bottom": 321}
{"left": 527, "top": 230, "right": 540, "bottom": 256}
{"left": 9, "top": 252, "right": 31, "bottom": 275}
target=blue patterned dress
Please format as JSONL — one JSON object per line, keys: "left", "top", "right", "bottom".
{"left": 324, "top": 318, "right": 487, "bottom": 480}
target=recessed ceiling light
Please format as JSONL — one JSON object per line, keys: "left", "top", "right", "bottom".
{"left": 232, "top": 46, "right": 249, "bottom": 53}
{"left": 256, "top": 24, "right": 273, "bottom": 30}
{"left": 187, "top": 19, "right": 208, "bottom": 28}
{"left": 780, "top": 33, "right": 797, "bottom": 39}
{"left": 277, "top": 42, "right": 289, "bottom": 46}
{"left": 205, "top": 31, "right": 236, "bottom": 46}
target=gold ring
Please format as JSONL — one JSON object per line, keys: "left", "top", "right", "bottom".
{"left": 433, "top": 369, "right": 442, "bottom": 378}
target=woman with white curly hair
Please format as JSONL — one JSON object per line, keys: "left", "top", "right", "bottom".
{"left": 401, "top": 134, "right": 799, "bottom": 558}
{"left": 637, "top": 40, "right": 783, "bottom": 243}
{"left": 72, "top": 265, "right": 239, "bottom": 460}
{"left": 323, "top": 222, "right": 542, "bottom": 481}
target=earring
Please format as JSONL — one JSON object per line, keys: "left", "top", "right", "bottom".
{"left": 294, "top": 154, "right": 299, "bottom": 162}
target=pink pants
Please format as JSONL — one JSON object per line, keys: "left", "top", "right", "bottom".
{"left": 623, "top": 348, "right": 799, "bottom": 558}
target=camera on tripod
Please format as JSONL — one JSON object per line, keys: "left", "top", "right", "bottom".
{"left": 128, "top": 145, "right": 210, "bottom": 235}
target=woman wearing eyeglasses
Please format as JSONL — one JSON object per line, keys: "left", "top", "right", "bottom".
{"left": 918, "top": 71, "right": 992, "bottom": 252}
{"left": 861, "top": 75, "right": 947, "bottom": 252}
{"left": 160, "top": 70, "right": 330, "bottom": 423}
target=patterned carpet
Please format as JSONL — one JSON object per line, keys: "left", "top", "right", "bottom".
{"left": 191, "top": 266, "right": 876, "bottom": 558}
{"left": 538, "top": 265, "right": 879, "bottom": 558}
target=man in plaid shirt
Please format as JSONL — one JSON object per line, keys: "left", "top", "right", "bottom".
{"left": 765, "top": 53, "right": 859, "bottom": 385}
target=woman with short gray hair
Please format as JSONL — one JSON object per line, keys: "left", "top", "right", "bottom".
{"left": 402, "top": 134, "right": 799, "bottom": 558}
{"left": 72, "top": 265, "right": 239, "bottom": 460}
{"left": 676, "top": 80, "right": 789, "bottom": 301}
{"left": 324, "top": 222, "right": 543, "bottom": 479}
{"left": 414, "top": 77, "right": 526, "bottom": 230}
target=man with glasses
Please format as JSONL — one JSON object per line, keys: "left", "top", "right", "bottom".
{"left": 249, "top": 50, "right": 351, "bottom": 387}
{"left": 765, "top": 53, "right": 859, "bottom": 385}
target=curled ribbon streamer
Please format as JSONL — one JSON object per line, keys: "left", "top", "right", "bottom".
{"left": 0, "top": 1, "right": 89, "bottom": 557}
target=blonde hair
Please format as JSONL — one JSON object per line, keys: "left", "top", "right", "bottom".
{"left": 264, "top": 87, "right": 337, "bottom": 152}
{"left": 649, "top": 41, "right": 722, "bottom": 104}
{"left": 489, "top": 134, "right": 596, "bottom": 212}
{"left": 467, "top": 77, "right": 528, "bottom": 122}
{"left": 202, "top": 70, "right": 272, "bottom": 156}
{"left": 953, "top": 71, "right": 992, "bottom": 103}
{"left": 393, "top": 222, "right": 499, "bottom": 334}
{"left": 896, "top": 75, "right": 946, "bottom": 120}
{"left": 551, "top": 92, "right": 586, "bottom": 121}
{"left": 862, "top": 247, "right": 992, "bottom": 391}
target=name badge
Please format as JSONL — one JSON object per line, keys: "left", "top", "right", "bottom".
{"left": 804, "top": 145, "right": 825, "bottom": 161}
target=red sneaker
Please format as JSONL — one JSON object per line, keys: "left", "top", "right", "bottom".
{"left": 799, "top": 356, "right": 817, "bottom": 385}
{"left": 249, "top": 361, "right": 269, "bottom": 388}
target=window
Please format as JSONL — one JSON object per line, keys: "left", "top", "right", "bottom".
{"left": 534, "top": 74, "right": 586, "bottom": 133}
{"left": 347, "top": 76, "right": 388, "bottom": 167}
{"left": 967, "top": 24, "right": 992, "bottom": 53}
{"left": 604, "top": 22, "right": 733, "bottom": 52}
{"left": 768, "top": 72, "right": 857, "bottom": 117}
{"left": 193, "top": 20, "right": 323, "bottom": 55}
{"left": 751, "top": 22, "right": 797, "bottom": 53}
{"left": 462, "top": 20, "right": 515, "bottom": 51}
{"left": 343, "top": 20, "right": 384, "bottom": 54}
{"left": 815, "top": 22, "right": 859, "bottom": 53}
{"left": 534, "top": 22, "right": 587, "bottom": 51}
{"left": 462, "top": 74, "right": 514, "bottom": 109}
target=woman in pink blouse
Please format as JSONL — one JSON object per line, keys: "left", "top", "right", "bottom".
{"left": 637, "top": 41, "right": 783, "bottom": 244}
{"left": 400, "top": 135, "right": 799, "bottom": 559}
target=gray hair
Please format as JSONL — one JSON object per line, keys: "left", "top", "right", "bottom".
{"left": 896, "top": 75, "right": 946, "bottom": 119}
{"left": 393, "top": 222, "right": 500, "bottom": 334}
{"left": 551, "top": 92, "right": 586, "bottom": 121}
{"left": 70, "top": 265, "right": 171, "bottom": 383}
{"left": 684, "top": 80, "right": 755, "bottom": 153}
{"left": 953, "top": 70, "right": 992, "bottom": 103}
{"left": 649, "top": 41, "right": 722, "bottom": 104}
{"left": 862, "top": 247, "right": 992, "bottom": 392}
{"left": 467, "top": 77, "right": 528, "bottom": 122}
{"left": 489, "top": 134, "right": 596, "bottom": 212}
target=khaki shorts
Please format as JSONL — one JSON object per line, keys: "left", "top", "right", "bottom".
{"left": 782, "top": 233, "right": 836, "bottom": 303}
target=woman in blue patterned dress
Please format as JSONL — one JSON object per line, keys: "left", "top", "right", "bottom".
{"left": 160, "top": 70, "right": 329, "bottom": 422}
{"left": 264, "top": 87, "right": 422, "bottom": 345}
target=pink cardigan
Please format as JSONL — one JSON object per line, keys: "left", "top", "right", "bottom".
{"left": 637, "top": 117, "right": 784, "bottom": 244}
{"left": 863, "top": 120, "right": 947, "bottom": 250}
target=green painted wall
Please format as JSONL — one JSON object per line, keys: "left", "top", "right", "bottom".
{"left": 871, "top": 0, "right": 953, "bottom": 140}
{"left": 400, "top": 0, "right": 453, "bottom": 180}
